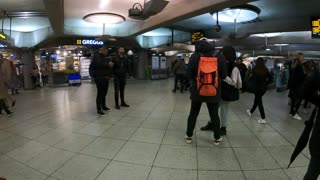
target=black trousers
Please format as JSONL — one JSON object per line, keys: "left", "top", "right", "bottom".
{"left": 174, "top": 74, "right": 184, "bottom": 92}
{"left": 304, "top": 156, "right": 320, "bottom": 180}
{"left": 186, "top": 101, "right": 221, "bottom": 139}
{"left": 290, "top": 97, "right": 302, "bottom": 115}
{"left": 114, "top": 76, "right": 126, "bottom": 105}
{"left": 250, "top": 92, "right": 266, "bottom": 119}
{"left": 0, "top": 99, "right": 10, "bottom": 114}
{"left": 95, "top": 78, "right": 109, "bottom": 111}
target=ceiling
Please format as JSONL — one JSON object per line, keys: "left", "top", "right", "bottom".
{"left": 0, "top": 0, "right": 45, "bottom": 11}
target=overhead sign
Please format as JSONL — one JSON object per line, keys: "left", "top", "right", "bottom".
{"left": 0, "top": 33, "right": 6, "bottom": 40}
{"left": 312, "top": 17, "right": 320, "bottom": 38}
{"left": 0, "top": 44, "right": 8, "bottom": 48}
{"left": 76, "top": 39, "right": 104, "bottom": 46}
{"left": 191, "top": 31, "right": 204, "bottom": 44}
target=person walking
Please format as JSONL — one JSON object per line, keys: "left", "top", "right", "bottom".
{"left": 0, "top": 54, "right": 13, "bottom": 116}
{"left": 41, "top": 63, "right": 50, "bottom": 86}
{"left": 288, "top": 53, "right": 305, "bottom": 120}
{"left": 185, "top": 39, "right": 227, "bottom": 145}
{"left": 31, "top": 64, "right": 40, "bottom": 89}
{"left": 246, "top": 57, "right": 272, "bottom": 124}
{"left": 172, "top": 58, "right": 185, "bottom": 93}
{"left": 89, "top": 46, "right": 113, "bottom": 116}
{"left": 113, "top": 47, "right": 130, "bottom": 109}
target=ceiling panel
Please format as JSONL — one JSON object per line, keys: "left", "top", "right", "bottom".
{"left": 0, "top": 0, "right": 45, "bottom": 11}
{"left": 2, "top": 17, "right": 50, "bottom": 32}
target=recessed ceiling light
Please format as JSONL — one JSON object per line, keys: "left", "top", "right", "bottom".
{"left": 83, "top": 12, "right": 125, "bottom": 24}
{"left": 266, "top": 48, "right": 271, "bottom": 51}
{"left": 252, "top": 32, "right": 281, "bottom": 37}
{"left": 212, "top": 5, "right": 260, "bottom": 23}
{"left": 273, "top": 44, "right": 289, "bottom": 46}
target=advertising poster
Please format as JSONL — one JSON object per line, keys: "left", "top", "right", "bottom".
{"left": 152, "top": 56, "right": 159, "bottom": 69}
{"left": 160, "top": 56, "right": 167, "bottom": 69}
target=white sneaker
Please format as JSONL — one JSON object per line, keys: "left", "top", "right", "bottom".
{"left": 185, "top": 135, "right": 192, "bottom": 144}
{"left": 213, "top": 137, "right": 223, "bottom": 145}
{"left": 293, "top": 114, "right": 302, "bottom": 121}
{"left": 247, "top": 109, "right": 252, "bottom": 117}
{"left": 258, "top": 119, "right": 267, "bottom": 124}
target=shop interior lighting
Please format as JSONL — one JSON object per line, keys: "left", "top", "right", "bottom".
{"left": 266, "top": 48, "right": 271, "bottom": 51}
{"left": 212, "top": 5, "right": 260, "bottom": 23}
{"left": 56, "top": 50, "right": 60, "bottom": 54}
{"left": 273, "top": 44, "right": 289, "bottom": 46}
{"left": 252, "top": 32, "right": 281, "bottom": 37}
{"left": 83, "top": 12, "right": 125, "bottom": 24}
{"left": 63, "top": 51, "right": 67, "bottom": 56}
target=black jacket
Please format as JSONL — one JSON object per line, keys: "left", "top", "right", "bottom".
{"left": 112, "top": 54, "right": 129, "bottom": 78}
{"left": 89, "top": 52, "right": 113, "bottom": 79}
{"left": 301, "top": 71, "right": 320, "bottom": 107}
{"left": 188, "top": 41, "right": 227, "bottom": 103}
{"left": 288, "top": 60, "right": 305, "bottom": 89}
{"left": 251, "top": 69, "right": 271, "bottom": 94}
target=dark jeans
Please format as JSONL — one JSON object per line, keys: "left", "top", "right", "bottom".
{"left": 304, "top": 157, "right": 320, "bottom": 180}
{"left": 42, "top": 75, "right": 49, "bottom": 86}
{"left": 0, "top": 99, "right": 10, "bottom": 114}
{"left": 95, "top": 78, "right": 109, "bottom": 111}
{"left": 290, "top": 97, "right": 302, "bottom": 115}
{"left": 173, "top": 74, "right": 184, "bottom": 92}
{"left": 114, "top": 76, "right": 126, "bottom": 105}
{"left": 250, "top": 92, "right": 266, "bottom": 119}
{"left": 186, "top": 101, "right": 221, "bottom": 139}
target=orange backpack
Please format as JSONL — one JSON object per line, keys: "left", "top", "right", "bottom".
{"left": 197, "top": 57, "right": 219, "bottom": 96}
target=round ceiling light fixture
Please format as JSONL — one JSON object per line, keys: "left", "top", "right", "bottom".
{"left": 83, "top": 12, "right": 126, "bottom": 24}
{"left": 212, "top": 5, "right": 260, "bottom": 23}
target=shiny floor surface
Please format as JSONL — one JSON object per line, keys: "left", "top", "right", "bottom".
{"left": 0, "top": 79, "right": 316, "bottom": 180}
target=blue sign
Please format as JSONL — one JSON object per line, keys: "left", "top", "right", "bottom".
{"left": 51, "top": 54, "right": 57, "bottom": 59}
{"left": 0, "top": 44, "right": 8, "bottom": 48}
{"left": 76, "top": 39, "right": 104, "bottom": 46}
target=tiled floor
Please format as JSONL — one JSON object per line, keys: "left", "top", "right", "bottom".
{"left": 0, "top": 79, "right": 317, "bottom": 180}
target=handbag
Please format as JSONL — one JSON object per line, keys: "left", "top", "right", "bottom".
{"left": 221, "top": 82, "right": 239, "bottom": 101}
{"left": 246, "top": 74, "right": 257, "bottom": 93}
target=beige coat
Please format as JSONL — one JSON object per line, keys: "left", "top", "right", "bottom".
{"left": 0, "top": 60, "right": 12, "bottom": 99}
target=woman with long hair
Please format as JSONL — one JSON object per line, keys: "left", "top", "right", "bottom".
{"left": 246, "top": 57, "right": 271, "bottom": 124}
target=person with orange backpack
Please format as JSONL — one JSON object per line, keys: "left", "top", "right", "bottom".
{"left": 185, "top": 39, "right": 227, "bottom": 145}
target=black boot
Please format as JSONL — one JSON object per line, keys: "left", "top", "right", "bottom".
{"left": 220, "top": 127, "right": 227, "bottom": 136}
{"left": 200, "top": 122, "right": 214, "bottom": 131}
{"left": 121, "top": 102, "right": 130, "bottom": 107}
{"left": 115, "top": 104, "right": 120, "bottom": 109}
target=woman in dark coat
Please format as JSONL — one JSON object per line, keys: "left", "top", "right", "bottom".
{"left": 246, "top": 57, "right": 271, "bottom": 124}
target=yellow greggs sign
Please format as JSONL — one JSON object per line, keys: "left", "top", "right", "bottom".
{"left": 0, "top": 33, "right": 6, "bottom": 40}
{"left": 312, "top": 19, "right": 320, "bottom": 34}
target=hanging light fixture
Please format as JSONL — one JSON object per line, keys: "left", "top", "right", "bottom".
{"left": 212, "top": 4, "right": 260, "bottom": 23}
{"left": 83, "top": 12, "right": 125, "bottom": 24}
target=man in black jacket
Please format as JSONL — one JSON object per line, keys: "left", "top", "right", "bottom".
{"left": 185, "top": 40, "right": 227, "bottom": 145}
{"left": 113, "top": 47, "right": 130, "bottom": 109}
{"left": 89, "top": 46, "right": 113, "bottom": 116}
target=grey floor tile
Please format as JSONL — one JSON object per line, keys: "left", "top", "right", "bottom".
{"left": 140, "top": 119, "right": 169, "bottom": 130}
{"left": 148, "top": 167, "right": 197, "bottom": 180}
{"left": 26, "top": 147, "right": 76, "bottom": 175}
{"left": 227, "top": 132, "right": 263, "bottom": 147}
{"left": 162, "top": 130, "right": 195, "bottom": 146}
{"left": 0, "top": 135, "right": 30, "bottom": 153}
{"left": 255, "top": 132, "right": 291, "bottom": 146}
{"left": 0, "top": 130, "right": 15, "bottom": 141}
{"left": 54, "top": 133, "right": 95, "bottom": 152}
{"left": 4, "top": 161, "right": 47, "bottom": 180}
{"left": 81, "top": 137, "right": 126, "bottom": 159}
{"left": 244, "top": 122, "right": 276, "bottom": 132}
{"left": 115, "top": 141, "right": 159, "bottom": 166}
{"left": 167, "top": 119, "right": 188, "bottom": 131}
{"left": 197, "top": 147, "right": 241, "bottom": 170}
{"left": 96, "top": 161, "right": 151, "bottom": 180}
{"left": 34, "top": 129, "right": 73, "bottom": 146}
{"left": 198, "top": 171, "right": 245, "bottom": 180}
{"left": 100, "top": 125, "right": 137, "bottom": 140}
{"left": 116, "top": 117, "right": 145, "bottom": 127}
{"left": 284, "top": 167, "right": 311, "bottom": 180}
{"left": 7, "top": 141, "right": 49, "bottom": 163}
{"left": 18, "top": 125, "right": 53, "bottom": 139}
{"left": 244, "top": 169, "right": 290, "bottom": 180}
{"left": 267, "top": 146, "right": 309, "bottom": 168}
{"left": 234, "top": 148, "right": 280, "bottom": 170}
{"left": 130, "top": 128, "right": 165, "bottom": 144}
{"left": 154, "top": 145, "right": 197, "bottom": 170}
{"left": 52, "top": 154, "right": 109, "bottom": 180}
{"left": 227, "top": 122, "right": 251, "bottom": 132}
{"left": 74, "top": 123, "right": 112, "bottom": 136}
{"left": 196, "top": 131, "right": 230, "bottom": 148}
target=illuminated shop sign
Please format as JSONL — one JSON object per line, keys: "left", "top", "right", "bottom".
{"left": 312, "top": 17, "right": 320, "bottom": 38}
{"left": 0, "top": 33, "right": 6, "bottom": 40}
{"left": 191, "top": 31, "right": 204, "bottom": 44}
{"left": 0, "top": 44, "right": 7, "bottom": 48}
{"left": 76, "top": 39, "right": 104, "bottom": 46}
